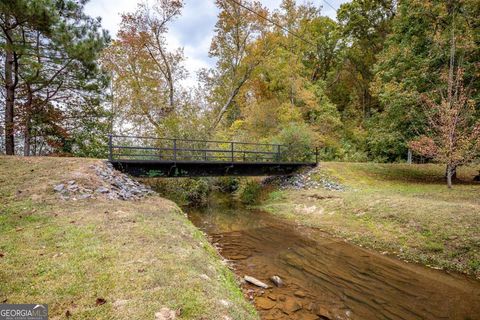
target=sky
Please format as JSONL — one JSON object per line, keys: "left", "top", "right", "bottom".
{"left": 85, "top": 0, "right": 350, "bottom": 86}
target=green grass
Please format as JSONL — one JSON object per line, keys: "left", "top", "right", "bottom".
{"left": 261, "top": 162, "right": 480, "bottom": 277}
{"left": 0, "top": 156, "right": 258, "bottom": 319}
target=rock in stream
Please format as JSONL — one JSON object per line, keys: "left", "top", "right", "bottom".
{"left": 244, "top": 275, "right": 269, "bottom": 289}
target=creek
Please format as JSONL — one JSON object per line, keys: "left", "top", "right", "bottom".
{"left": 186, "top": 193, "right": 480, "bottom": 320}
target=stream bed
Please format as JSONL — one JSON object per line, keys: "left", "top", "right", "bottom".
{"left": 186, "top": 194, "right": 480, "bottom": 320}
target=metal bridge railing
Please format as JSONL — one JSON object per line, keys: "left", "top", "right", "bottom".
{"left": 108, "top": 135, "right": 318, "bottom": 164}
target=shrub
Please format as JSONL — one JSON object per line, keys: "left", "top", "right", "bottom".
{"left": 214, "top": 177, "right": 240, "bottom": 192}
{"left": 145, "top": 178, "right": 211, "bottom": 205}
{"left": 184, "top": 179, "right": 211, "bottom": 204}
{"left": 273, "top": 123, "right": 316, "bottom": 162}
{"left": 238, "top": 180, "right": 262, "bottom": 204}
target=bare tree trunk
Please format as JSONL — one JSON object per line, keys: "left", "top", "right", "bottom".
{"left": 446, "top": 164, "right": 453, "bottom": 188}
{"left": 4, "top": 31, "right": 16, "bottom": 155}
{"left": 38, "top": 140, "right": 44, "bottom": 155}
{"left": 445, "top": 164, "right": 457, "bottom": 181}
{"left": 23, "top": 85, "right": 33, "bottom": 156}
{"left": 210, "top": 67, "right": 253, "bottom": 132}
{"left": 33, "top": 136, "right": 37, "bottom": 155}
{"left": 210, "top": 83, "right": 242, "bottom": 131}
{"left": 23, "top": 115, "right": 31, "bottom": 156}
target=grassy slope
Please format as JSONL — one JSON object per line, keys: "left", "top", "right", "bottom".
{"left": 0, "top": 156, "right": 257, "bottom": 320}
{"left": 261, "top": 162, "right": 480, "bottom": 277}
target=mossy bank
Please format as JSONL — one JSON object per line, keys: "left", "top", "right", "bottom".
{"left": 0, "top": 156, "right": 258, "bottom": 319}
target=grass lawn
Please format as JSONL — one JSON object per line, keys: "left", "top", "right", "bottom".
{"left": 0, "top": 156, "right": 258, "bottom": 320}
{"left": 261, "top": 162, "right": 480, "bottom": 277}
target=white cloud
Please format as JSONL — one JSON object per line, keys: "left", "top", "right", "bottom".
{"left": 84, "top": 0, "right": 139, "bottom": 37}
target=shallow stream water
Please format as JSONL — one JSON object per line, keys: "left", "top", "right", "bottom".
{"left": 186, "top": 193, "right": 480, "bottom": 320}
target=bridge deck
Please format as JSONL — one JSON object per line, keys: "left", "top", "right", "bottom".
{"left": 108, "top": 135, "right": 317, "bottom": 177}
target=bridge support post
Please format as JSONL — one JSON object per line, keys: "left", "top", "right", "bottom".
{"left": 276, "top": 145, "right": 280, "bottom": 162}
{"left": 231, "top": 142, "right": 234, "bottom": 163}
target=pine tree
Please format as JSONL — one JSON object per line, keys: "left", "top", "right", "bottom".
{"left": 1, "top": 0, "right": 109, "bottom": 155}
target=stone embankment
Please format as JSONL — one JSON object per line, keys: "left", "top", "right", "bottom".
{"left": 54, "top": 161, "right": 153, "bottom": 201}
{"left": 264, "top": 165, "right": 345, "bottom": 191}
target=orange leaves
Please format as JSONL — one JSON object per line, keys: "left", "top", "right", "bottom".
{"left": 409, "top": 136, "right": 437, "bottom": 158}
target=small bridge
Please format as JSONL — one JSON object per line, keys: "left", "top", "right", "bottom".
{"left": 108, "top": 135, "right": 317, "bottom": 177}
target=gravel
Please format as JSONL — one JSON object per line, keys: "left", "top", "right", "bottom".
{"left": 264, "top": 166, "right": 345, "bottom": 191}
{"left": 53, "top": 161, "right": 154, "bottom": 201}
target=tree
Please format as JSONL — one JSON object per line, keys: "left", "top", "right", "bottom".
{"left": 203, "top": 0, "right": 342, "bottom": 153}
{"left": 336, "top": 0, "right": 395, "bottom": 119}
{"left": 1, "top": 0, "right": 110, "bottom": 156}
{"left": 102, "top": 0, "right": 187, "bottom": 137}
{"left": 409, "top": 31, "right": 479, "bottom": 188}
{"left": 206, "top": 0, "right": 272, "bottom": 131}
{"left": 300, "top": 16, "right": 344, "bottom": 83}
{"left": 371, "top": 0, "right": 479, "bottom": 161}
{"left": 0, "top": 0, "right": 57, "bottom": 154}
{"left": 20, "top": 21, "right": 109, "bottom": 156}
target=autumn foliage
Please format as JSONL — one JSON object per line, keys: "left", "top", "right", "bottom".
{"left": 2, "top": 0, "right": 479, "bottom": 173}
{"left": 409, "top": 66, "right": 480, "bottom": 187}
